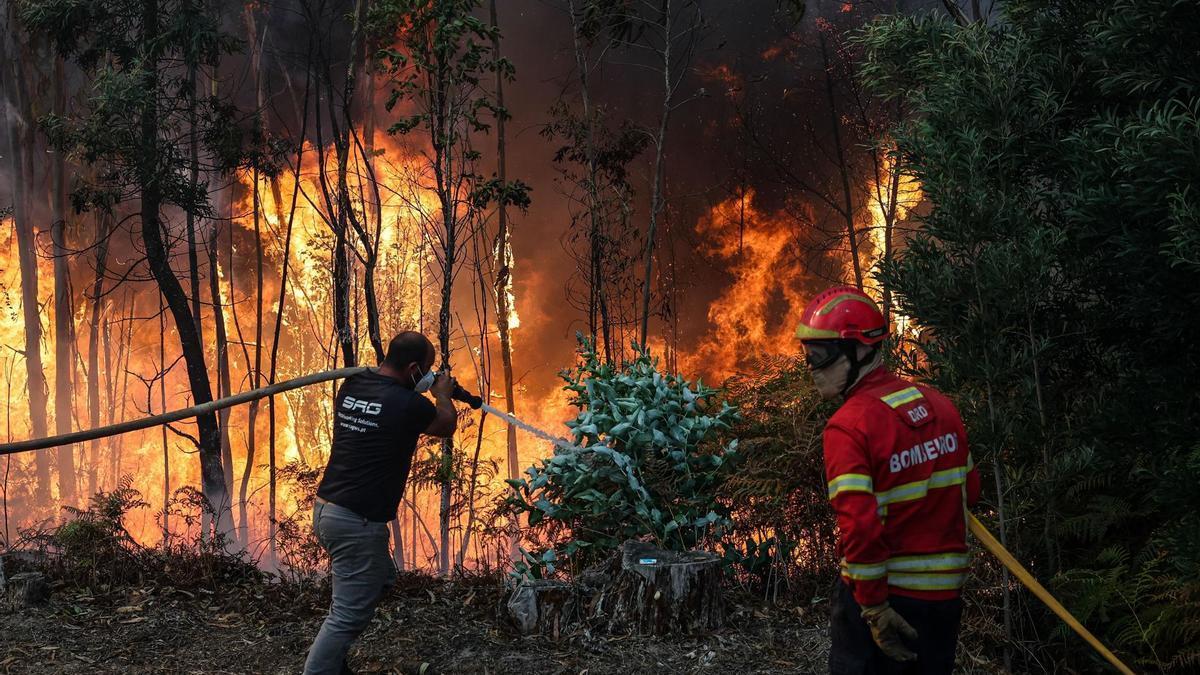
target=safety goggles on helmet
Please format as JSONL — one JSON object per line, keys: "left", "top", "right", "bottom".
{"left": 802, "top": 340, "right": 845, "bottom": 370}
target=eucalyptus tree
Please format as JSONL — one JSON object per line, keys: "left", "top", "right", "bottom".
{"left": 19, "top": 0, "right": 270, "bottom": 538}
{"left": 370, "top": 0, "right": 527, "bottom": 575}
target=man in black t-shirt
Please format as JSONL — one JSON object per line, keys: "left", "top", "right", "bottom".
{"left": 304, "top": 331, "right": 457, "bottom": 675}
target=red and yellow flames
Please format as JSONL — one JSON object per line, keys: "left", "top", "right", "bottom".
{"left": 685, "top": 152, "right": 922, "bottom": 382}
{"left": 0, "top": 121, "right": 920, "bottom": 570}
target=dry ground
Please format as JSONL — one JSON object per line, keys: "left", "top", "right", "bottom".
{"left": 1, "top": 572, "right": 832, "bottom": 674}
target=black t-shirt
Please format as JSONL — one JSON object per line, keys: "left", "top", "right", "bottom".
{"left": 316, "top": 370, "right": 438, "bottom": 522}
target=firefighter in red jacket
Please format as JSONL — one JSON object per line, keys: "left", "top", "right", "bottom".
{"left": 796, "top": 286, "right": 979, "bottom": 675}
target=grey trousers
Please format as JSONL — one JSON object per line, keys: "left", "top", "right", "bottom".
{"left": 303, "top": 500, "right": 397, "bottom": 675}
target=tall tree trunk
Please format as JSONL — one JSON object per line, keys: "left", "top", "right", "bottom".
{"left": 186, "top": 57, "right": 204, "bottom": 351}
{"left": 436, "top": 217, "right": 455, "bottom": 576}
{"left": 86, "top": 211, "right": 111, "bottom": 497}
{"left": 237, "top": 5, "right": 267, "bottom": 552}
{"left": 428, "top": 46, "right": 457, "bottom": 577}
{"left": 140, "top": 0, "right": 230, "bottom": 538}
{"left": 265, "top": 58, "right": 310, "bottom": 562}
{"left": 566, "top": 0, "right": 611, "bottom": 360}
{"left": 639, "top": 0, "right": 675, "bottom": 348}
{"left": 103, "top": 298, "right": 116, "bottom": 483}
{"left": 325, "top": 0, "right": 367, "bottom": 370}
{"left": 159, "top": 296, "right": 170, "bottom": 545}
{"left": 490, "top": 0, "right": 519, "bottom": 503}
{"left": 205, "top": 73, "right": 235, "bottom": 532}
{"left": 208, "top": 209, "right": 235, "bottom": 532}
{"left": 818, "top": 29, "right": 863, "bottom": 290}
{"left": 358, "top": 49, "right": 385, "bottom": 364}
{"left": 50, "top": 56, "right": 77, "bottom": 503}
{"left": 4, "top": 26, "right": 52, "bottom": 510}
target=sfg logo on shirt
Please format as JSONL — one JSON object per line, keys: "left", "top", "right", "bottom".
{"left": 342, "top": 396, "right": 382, "bottom": 415}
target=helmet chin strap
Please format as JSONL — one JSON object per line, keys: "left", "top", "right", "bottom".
{"left": 838, "top": 341, "right": 881, "bottom": 398}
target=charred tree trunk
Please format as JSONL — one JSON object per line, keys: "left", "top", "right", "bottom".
{"left": 208, "top": 212, "right": 235, "bottom": 529}
{"left": 638, "top": 3, "right": 674, "bottom": 349}
{"left": 201, "top": 74, "right": 235, "bottom": 530}
{"left": 186, "top": 63, "right": 204, "bottom": 351}
{"left": 508, "top": 541, "right": 724, "bottom": 637}
{"left": 819, "top": 29, "right": 863, "bottom": 290}
{"left": 584, "top": 541, "right": 724, "bottom": 635}
{"left": 566, "top": 0, "right": 612, "bottom": 361}
{"left": 139, "top": 0, "right": 230, "bottom": 538}
{"left": 239, "top": 6, "right": 267, "bottom": 553}
{"left": 4, "top": 28, "right": 52, "bottom": 509}
{"left": 490, "top": 0, "right": 520, "bottom": 518}
{"left": 85, "top": 211, "right": 111, "bottom": 498}
{"left": 429, "top": 48, "right": 457, "bottom": 578}
{"left": 50, "top": 56, "right": 77, "bottom": 504}
{"left": 507, "top": 580, "right": 578, "bottom": 638}
{"left": 159, "top": 296, "right": 169, "bottom": 545}
{"left": 356, "top": 53, "right": 385, "bottom": 364}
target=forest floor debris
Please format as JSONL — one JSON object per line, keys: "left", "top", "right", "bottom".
{"left": 0, "top": 571, "right": 831, "bottom": 674}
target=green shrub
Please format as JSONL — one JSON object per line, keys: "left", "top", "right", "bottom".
{"left": 506, "top": 336, "right": 740, "bottom": 577}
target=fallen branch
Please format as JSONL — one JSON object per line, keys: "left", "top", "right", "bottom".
{"left": 0, "top": 367, "right": 368, "bottom": 456}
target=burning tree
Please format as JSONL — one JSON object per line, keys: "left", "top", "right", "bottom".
{"left": 370, "top": 0, "right": 528, "bottom": 575}
{"left": 18, "top": 0, "right": 271, "bottom": 538}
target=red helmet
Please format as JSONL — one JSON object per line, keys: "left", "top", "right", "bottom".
{"left": 794, "top": 286, "right": 888, "bottom": 345}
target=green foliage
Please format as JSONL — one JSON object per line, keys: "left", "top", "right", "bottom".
{"left": 369, "top": 0, "right": 531, "bottom": 252}
{"left": 858, "top": 0, "right": 1200, "bottom": 669}
{"left": 506, "top": 335, "right": 739, "bottom": 577}
{"left": 19, "top": 0, "right": 267, "bottom": 215}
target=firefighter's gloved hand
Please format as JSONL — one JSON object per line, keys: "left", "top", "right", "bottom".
{"left": 861, "top": 602, "right": 918, "bottom": 662}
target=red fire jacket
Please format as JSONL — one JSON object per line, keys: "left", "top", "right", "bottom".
{"left": 824, "top": 368, "right": 980, "bottom": 606}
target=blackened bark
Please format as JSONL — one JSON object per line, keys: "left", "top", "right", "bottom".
{"left": 140, "top": 0, "right": 230, "bottom": 536}
{"left": 51, "top": 56, "right": 77, "bottom": 502}
{"left": 819, "top": 29, "right": 863, "bottom": 290}
{"left": 490, "top": 0, "right": 519, "bottom": 493}
{"left": 86, "top": 211, "right": 111, "bottom": 497}
{"left": 4, "top": 25, "right": 52, "bottom": 508}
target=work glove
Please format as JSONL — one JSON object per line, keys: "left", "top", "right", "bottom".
{"left": 860, "top": 602, "right": 919, "bottom": 662}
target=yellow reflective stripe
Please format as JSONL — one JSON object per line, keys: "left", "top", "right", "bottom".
{"left": 795, "top": 323, "right": 840, "bottom": 339}
{"left": 840, "top": 558, "right": 888, "bottom": 580}
{"left": 929, "top": 466, "right": 968, "bottom": 489}
{"left": 818, "top": 293, "right": 876, "bottom": 315}
{"left": 881, "top": 386, "right": 923, "bottom": 408}
{"left": 887, "top": 552, "right": 970, "bottom": 572}
{"left": 889, "top": 572, "right": 967, "bottom": 591}
{"left": 827, "top": 473, "right": 873, "bottom": 499}
{"left": 877, "top": 466, "right": 969, "bottom": 506}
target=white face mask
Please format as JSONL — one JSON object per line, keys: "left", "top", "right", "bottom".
{"left": 412, "top": 367, "right": 437, "bottom": 393}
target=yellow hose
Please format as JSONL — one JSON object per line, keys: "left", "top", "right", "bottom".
{"left": 968, "top": 513, "right": 1137, "bottom": 675}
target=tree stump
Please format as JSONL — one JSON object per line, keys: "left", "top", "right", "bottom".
{"left": 6, "top": 572, "right": 50, "bottom": 607}
{"left": 584, "top": 540, "right": 724, "bottom": 635}
{"left": 506, "top": 579, "right": 578, "bottom": 638}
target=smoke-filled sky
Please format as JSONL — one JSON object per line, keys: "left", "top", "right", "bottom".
{"left": 483, "top": 0, "right": 935, "bottom": 399}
